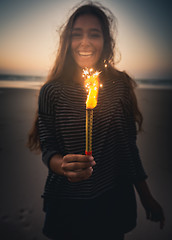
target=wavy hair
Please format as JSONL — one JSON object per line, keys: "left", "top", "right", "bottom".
{"left": 27, "top": 1, "right": 143, "bottom": 152}
{"left": 47, "top": 1, "right": 118, "bottom": 83}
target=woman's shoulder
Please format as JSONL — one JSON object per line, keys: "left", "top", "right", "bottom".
{"left": 38, "top": 79, "right": 63, "bottom": 104}
{"left": 109, "top": 68, "right": 137, "bottom": 90}
{"left": 105, "top": 68, "right": 137, "bottom": 105}
{"left": 109, "top": 68, "right": 132, "bottom": 82}
{"left": 105, "top": 68, "right": 129, "bottom": 88}
{"left": 40, "top": 79, "right": 62, "bottom": 94}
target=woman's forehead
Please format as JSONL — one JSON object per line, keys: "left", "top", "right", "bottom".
{"left": 73, "top": 14, "right": 102, "bottom": 30}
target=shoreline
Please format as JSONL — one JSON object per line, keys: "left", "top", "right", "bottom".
{"left": 0, "top": 81, "right": 44, "bottom": 90}
{"left": 1, "top": 80, "right": 172, "bottom": 90}
{"left": 1, "top": 84, "right": 172, "bottom": 91}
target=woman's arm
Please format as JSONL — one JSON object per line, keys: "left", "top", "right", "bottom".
{"left": 134, "top": 180, "right": 165, "bottom": 229}
{"left": 38, "top": 83, "right": 96, "bottom": 182}
{"left": 120, "top": 74, "right": 165, "bottom": 229}
{"left": 38, "top": 83, "right": 60, "bottom": 167}
{"left": 49, "top": 154, "right": 64, "bottom": 176}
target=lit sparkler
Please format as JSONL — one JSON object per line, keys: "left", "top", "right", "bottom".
{"left": 83, "top": 68, "right": 102, "bottom": 155}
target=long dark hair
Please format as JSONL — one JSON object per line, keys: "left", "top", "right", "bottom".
{"left": 27, "top": 2, "right": 143, "bottom": 152}
{"left": 47, "top": 2, "right": 118, "bottom": 83}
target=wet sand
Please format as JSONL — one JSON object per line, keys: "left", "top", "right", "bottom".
{"left": 0, "top": 87, "right": 172, "bottom": 239}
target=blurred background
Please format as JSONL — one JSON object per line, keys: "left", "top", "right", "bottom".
{"left": 0, "top": 0, "right": 172, "bottom": 239}
{"left": 0, "top": 0, "right": 172, "bottom": 79}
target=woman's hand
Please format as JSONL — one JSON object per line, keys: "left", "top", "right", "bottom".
{"left": 135, "top": 180, "right": 165, "bottom": 229}
{"left": 140, "top": 195, "right": 165, "bottom": 229}
{"left": 62, "top": 154, "right": 96, "bottom": 182}
{"left": 49, "top": 154, "right": 96, "bottom": 183}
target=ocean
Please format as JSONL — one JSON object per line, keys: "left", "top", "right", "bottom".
{"left": 0, "top": 74, "right": 172, "bottom": 90}
{"left": 0, "top": 74, "right": 46, "bottom": 90}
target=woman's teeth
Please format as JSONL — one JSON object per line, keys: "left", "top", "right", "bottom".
{"left": 79, "top": 52, "right": 93, "bottom": 56}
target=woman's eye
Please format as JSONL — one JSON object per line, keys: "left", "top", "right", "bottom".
{"left": 90, "top": 34, "right": 101, "bottom": 38}
{"left": 71, "top": 33, "right": 82, "bottom": 38}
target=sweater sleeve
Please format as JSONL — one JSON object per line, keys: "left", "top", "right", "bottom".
{"left": 119, "top": 74, "right": 148, "bottom": 183}
{"left": 122, "top": 103, "right": 148, "bottom": 183}
{"left": 38, "top": 83, "right": 60, "bottom": 168}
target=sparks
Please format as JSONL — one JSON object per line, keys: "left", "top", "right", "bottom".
{"left": 82, "top": 68, "right": 102, "bottom": 109}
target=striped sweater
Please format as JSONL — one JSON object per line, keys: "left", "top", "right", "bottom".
{"left": 38, "top": 70, "right": 147, "bottom": 200}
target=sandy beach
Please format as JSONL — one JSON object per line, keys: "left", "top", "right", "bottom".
{"left": 0, "top": 87, "right": 172, "bottom": 240}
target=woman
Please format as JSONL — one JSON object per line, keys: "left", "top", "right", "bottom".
{"left": 28, "top": 2, "right": 165, "bottom": 240}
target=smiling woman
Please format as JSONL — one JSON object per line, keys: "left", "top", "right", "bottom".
{"left": 27, "top": 2, "right": 165, "bottom": 240}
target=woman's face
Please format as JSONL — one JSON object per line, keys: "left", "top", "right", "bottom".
{"left": 71, "top": 14, "right": 104, "bottom": 69}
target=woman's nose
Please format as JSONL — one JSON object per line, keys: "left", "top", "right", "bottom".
{"left": 80, "top": 35, "right": 90, "bottom": 47}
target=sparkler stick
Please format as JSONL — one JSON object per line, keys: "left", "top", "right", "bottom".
{"left": 83, "top": 69, "right": 101, "bottom": 156}
{"left": 85, "top": 109, "right": 93, "bottom": 155}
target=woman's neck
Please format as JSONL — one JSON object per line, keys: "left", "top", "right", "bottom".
{"left": 73, "top": 68, "right": 84, "bottom": 85}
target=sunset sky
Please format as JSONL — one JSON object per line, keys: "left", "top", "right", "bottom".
{"left": 0, "top": 0, "right": 171, "bottom": 79}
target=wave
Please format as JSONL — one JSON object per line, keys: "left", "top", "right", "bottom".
{"left": 0, "top": 74, "right": 46, "bottom": 82}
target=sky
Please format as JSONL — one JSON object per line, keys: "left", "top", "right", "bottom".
{"left": 0, "top": 0, "right": 171, "bottom": 79}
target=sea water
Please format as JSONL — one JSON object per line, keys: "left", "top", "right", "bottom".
{"left": 0, "top": 74, "right": 172, "bottom": 90}
{"left": 0, "top": 74, "right": 46, "bottom": 90}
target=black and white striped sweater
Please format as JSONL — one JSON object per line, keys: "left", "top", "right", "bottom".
{"left": 38, "top": 71, "right": 147, "bottom": 200}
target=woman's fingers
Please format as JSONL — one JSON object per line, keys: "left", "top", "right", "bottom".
{"left": 62, "top": 160, "right": 96, "bottom": 171}
{"left": 63, "top": 154, "right": 94, "bottom": 163}
{"left": 65, "top": 167, "right": 93, "bottom": 182}
{"left": 62, "top": 154, "right": 95, "bottom": 171}
{"left": 61, "top": 154, "right": 96, "bottom": 182}
{"left": 145, "top": 200, "right": 165, "bottom": 229}
{"left": 149, "top": 211, "right": 165, "bottom": 229}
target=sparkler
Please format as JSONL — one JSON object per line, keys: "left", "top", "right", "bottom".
{"left": 83, "top": 68, "right": 102, "bottom": 155}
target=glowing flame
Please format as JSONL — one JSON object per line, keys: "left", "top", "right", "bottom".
{"left": 83, "top": 68, "right": 101, "bottom": 109}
